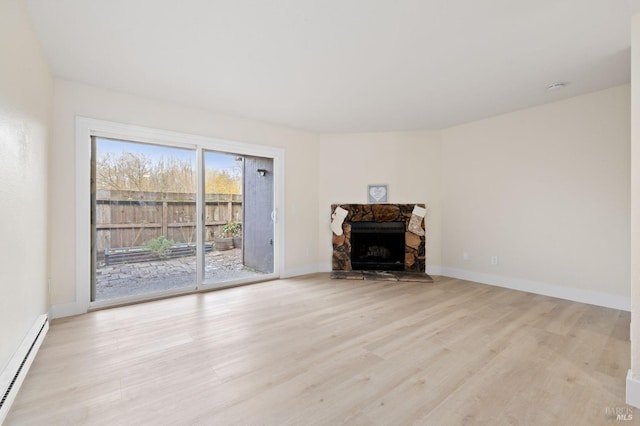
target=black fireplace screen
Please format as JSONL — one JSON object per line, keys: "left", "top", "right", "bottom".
{"left": 350, "top": 221, "right": 405, "bottom": 271}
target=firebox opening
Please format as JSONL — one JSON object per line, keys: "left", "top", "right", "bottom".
{"left": 351, "top": 221, "right": 405, "bottom": 271}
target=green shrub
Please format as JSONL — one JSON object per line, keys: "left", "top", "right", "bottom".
{"left": 145, "top": 236, "right": 175, "bottom": 260}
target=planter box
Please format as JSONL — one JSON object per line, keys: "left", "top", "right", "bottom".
{"left": 104, "top": 242, "right": 212, "bottom": 265}
{"left": 214, "top": 237, "right": 234, "bottom": 251}
{"left": 232, "top": 237, "right": 242, "bottom": 249}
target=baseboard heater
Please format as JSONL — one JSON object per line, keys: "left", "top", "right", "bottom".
{"left": 0, "top": 314, "right": 49, "bottom": 423}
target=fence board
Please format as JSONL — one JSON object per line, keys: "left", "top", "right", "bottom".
{"left": 95, "top": 191, "right": 241, "bottom": 253}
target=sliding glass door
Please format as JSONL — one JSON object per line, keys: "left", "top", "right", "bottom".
{"left": 90, "top": 135, "right": 277, "bottom": 304}
{"left": 91, "top": 137, "right": 197, "bottom": 302}
{"left": 202, "top": 151, "right": 274, "bottom": 287}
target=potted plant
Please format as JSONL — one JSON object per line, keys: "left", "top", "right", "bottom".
{"left": 228, "top": 221, "right": 242, "bottom": 249}
{"left": 214, "top": 221, "right": 241, "bottom": 251}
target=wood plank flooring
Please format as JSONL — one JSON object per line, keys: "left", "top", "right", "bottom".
{"left": 5, "top": 274, "right": 635, "bottom": 425}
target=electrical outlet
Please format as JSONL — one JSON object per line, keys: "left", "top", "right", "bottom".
{"left": 463, "top": 251, "right": 470, "bottom": 261}
{"left": 491, "top": 256, "right": 498, "bottom": 266}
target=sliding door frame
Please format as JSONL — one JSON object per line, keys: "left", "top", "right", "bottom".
{"left": 76, "top": 117, "right": 285, "bottom": 312}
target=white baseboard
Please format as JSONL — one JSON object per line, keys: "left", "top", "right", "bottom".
{"left": 0, "top": 314, "right": 49, "bottom": 424}
{"left": 52, "top": 265, "right": 627, "bottom": 316}
{"left": 282, "top": 264, "right": 326, "bottom": 278}
{"left": 628, "top": 370, "right": 640, "bottom": 408}
{"left": 49, "top": 302, "right": 84, "bottom": 319}
{"left": 441, "top": 267, "right": 630, "bottom": 311}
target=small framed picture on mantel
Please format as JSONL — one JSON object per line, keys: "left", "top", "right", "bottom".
{"left": 368, "top": 184, "right": 388, "bottom": 204}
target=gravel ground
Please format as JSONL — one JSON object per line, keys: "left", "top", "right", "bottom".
{"left": 95, "top": 248, "right": 265, "bottom": 301}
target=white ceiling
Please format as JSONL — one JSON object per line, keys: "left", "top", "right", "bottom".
{"left": 26, "top": 0, "right": 640, "bottom": 133}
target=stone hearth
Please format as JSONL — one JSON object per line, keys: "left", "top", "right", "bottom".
{"left": 331, "top": 203, "right": 426, "bottom": 273}
{"left": 330, "top": 270, "right": 434, "bottom": 282}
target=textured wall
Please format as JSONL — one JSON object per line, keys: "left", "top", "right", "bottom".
{"left": 0, "top": 0, "right": 52, "bottom": 372}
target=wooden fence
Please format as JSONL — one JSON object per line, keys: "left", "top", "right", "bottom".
{"left": 95, "top": 190, "right": 242, "bottom": 255}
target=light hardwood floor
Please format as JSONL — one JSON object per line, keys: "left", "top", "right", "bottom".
{"left": 6, "top": 274, "right": 635, "bottom": 425}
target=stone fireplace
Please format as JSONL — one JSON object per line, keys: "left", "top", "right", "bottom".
{"left": 331, "top": 203, "right": 426, "bottom": 273}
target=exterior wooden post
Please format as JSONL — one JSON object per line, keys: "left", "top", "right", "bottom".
{"left": 162, "top": 201, "right": 168, "bottom": 237}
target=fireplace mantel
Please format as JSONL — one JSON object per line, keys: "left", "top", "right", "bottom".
{"left": 331, "top": 203, "right": 426, "bottom": 272}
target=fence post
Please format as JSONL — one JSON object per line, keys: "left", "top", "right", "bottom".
{"left": 162, "top": 201, "right": 168, "bottom": 238}
{"left": 227, "top": 201, "right": 233, "bottom": 222}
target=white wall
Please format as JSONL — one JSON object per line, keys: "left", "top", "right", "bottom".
{"left": 318, "top": 131, "right": 442, "bottom": 273}
{"left": 0, "top": 0, "right": 52, "bottom": 371}
{"left": 628, "top": 15, "right": 640, "bottom": 408}
{"left": 441, "top": 85, "right": 630, "bottom": 309}
{"left": 49, "top": 79, "right": 319, "bottom": 309}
